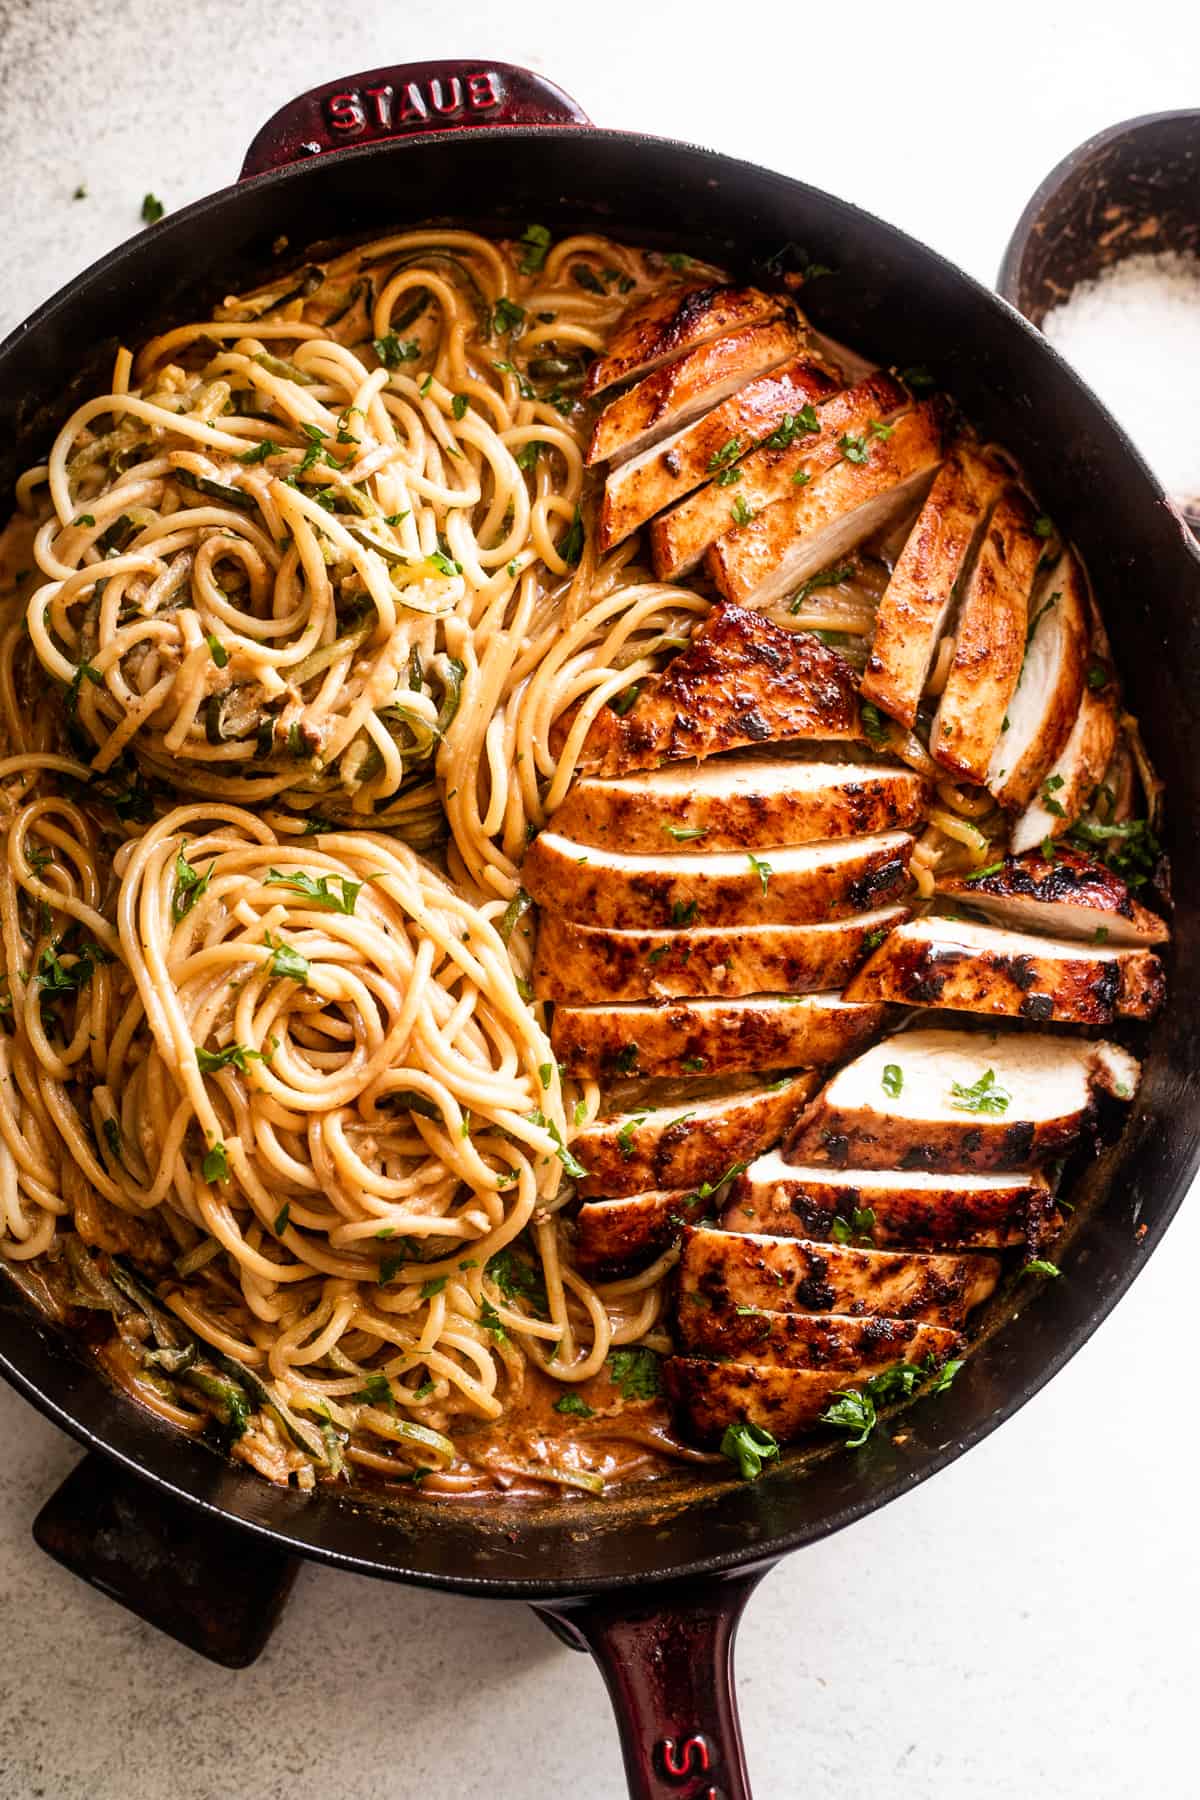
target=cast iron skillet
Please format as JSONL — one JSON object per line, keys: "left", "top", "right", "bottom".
{"left": 2, "top": 60, "right": 1199, "bottom": 1799}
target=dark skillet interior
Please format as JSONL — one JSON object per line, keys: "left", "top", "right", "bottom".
{"left": 2, "top": 128, "right": 1199, "bottom": 1597}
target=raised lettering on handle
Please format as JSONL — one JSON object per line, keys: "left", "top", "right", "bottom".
{"left": 240, "top": 60, "right": 591, "bottom": 180}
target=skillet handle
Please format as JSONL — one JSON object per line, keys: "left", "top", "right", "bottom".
{"left": 240, "top": 61, "right": 591, "bottom": 180}
{"left": 532, "top": 1565, "right": 771, "bottom": 1800}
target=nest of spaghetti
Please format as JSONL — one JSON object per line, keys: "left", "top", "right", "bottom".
{"left": 2, "top": 800, "right": 606, "bottom": 1488}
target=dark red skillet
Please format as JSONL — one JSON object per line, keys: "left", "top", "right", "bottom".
{"left": 2, "top": 61, "right": 1199, "bottom": 1800}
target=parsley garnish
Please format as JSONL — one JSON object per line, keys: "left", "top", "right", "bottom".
{"left": 172, "top": 848, "right": 212, "bottom": 922}
{"left": 1023, "top": 1258, "right": 1061, "bottom": 1279}
{"left": 789, "top": 562, "right": 854, "bottom": 614}
{"left": 731, "top": 495, "right": 756, "bottom": 527}
{"left": 720, "top": 1420, "right": 780, "bottom": 1480}
{"left": 237, "top": 439, "right": 282, "bottom": 464}
{"left": 839, "top": 433, "right": 869, "bottom": 464}
{"left": 664, "top": 824, "right": 707, "bottom": 842}
{"left": 141, "top": 192, "right": 164, "bottom": 224}
{"left": 518, "top": 223, "right": 552, "bottom": 274}
{"left": 747, "top": 851, "right": 772, "bottom": 895}
{"left": 206, "top": 633, "right": 228, "bottom": 668}
{"left": 671, "top": 898, "right": 699, "bottom": 927}
{"left": 762, "top": 406, "right": 820, "bottom": 450}
{"left": 202, "top": 1141, "right": 229, "bottom": 1183}
{"left": 607, "top": 1347, "right": 661, "bottom": 1401}
{"left": 881, "top": 1063, "right": 903, "bottom": 1098}
{"left": 609, "top": 681, "right": 641, "bottom": 716}
{"left": 196, "top": 1042, "right": 262, "bottom": 1074}
{"left": 451, "top": 393, "right": 469, "bottom": 421}
{"left": 707, "top": 437, "right": 742, "bottom": 474}
{"left": 273, "top": 1204, "right": 290, "bottom": 1236}
{"left": 373, "top": 333, "right": 420, "bottom": 368}
{"left": 860, "top": 702, "right": 888, "bottom": 745}
{"left": 529, "top": 1108, "right": 588, "bottom": 1179}
{"left": 492, "top": 296, "right": 526, "bottom": 335}
{"left": 553, "top": 1393, "right": 594, "bottom": 1418}
{"left": 561, "top": 505, "right": 585, "bottom": 566}
{"left": 264, "top": 868, "right": 361, "bottom": 913}
{"left": 948, "top": 1069, "right": 1011, "bottom": 1115}
{"left": 263, "top": 929, "right": 308, "bottom": 983}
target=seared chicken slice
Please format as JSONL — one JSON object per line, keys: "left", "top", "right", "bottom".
{"left": 533, "top": 907, "right": 910, "bottom": 1003}
{"left": 929, "top": 490, "right": 1043, "bottom": 782}
{"left": 648, "top": 371, "right": 909, "bottom": 579}
{"left": 1010, "top": 677, "right": 1121, "bottom": 854}
{"left": 675, "top": 1301, "right": 961, "bottom": 1371}
{"left": 551, "top": 992, "right": 886, "bottom": 1081}
{"left": 678, "top": 1223, "right": 999, "bottom": 1325}
{"left": 785, "top": 1027, "right": 1140, "bottom": 1172}
{"left": 578, "top": 601, "right": 862, "bottom": 776}
{"left": 571, "top": 1072, "right": 818, "bottom": 1199}
{"left": 575, "top": 1185, "right": 713, "bottom": 1276}
{"left": 985, "top": 551, "right": 1089, "bottom": 808}
{"left": 587, "top": 317, "right": 804, "bottom": 468}
{"left": 724, "top": 1151, "right": 1056, "bottom": 1250}
{"left": 706, "top": 400, "right": 946, "bottom": 609}
{"left": 843, "top": 913, "right": 1164, "bottom": 1023}
{"left": 935, "top": 846, "right": 1169, "bottom": 946}
{"left": 861, "top": 444, "right": 1009, "bottom": 728}
{"left": 665, "top": 1356, "right": 954, "bottom": 1446}
{"left": 551, "top": 755, "right": 930, "bottom": 854}
{"left": 523, "top": 829, "right": 914, "bottom": 930}
{"left": 582, "top": 285, "right": 787, "bottom": 398}
{"left": 598, "top": 358, "right": 840, "bottom": 550}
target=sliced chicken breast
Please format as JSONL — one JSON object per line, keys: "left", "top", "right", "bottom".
{"left": 678, "top": 1223, "right": 999, "bottom": 1326}
{"left": 579, "top": 602, "right": 862, "bottom": 776}
{"left": 582, "top": 285, "right": 788, "bottom": 398}
{"left": 587, "top": 317, "right": 804, "bottom": 468}
{"left": 706, "top": 400, "right": 946, "bottom": 610}
{"left": 843, "top": 913, "right": 1164, "bottom": 1023}
{"left": 575, "top": 1186, "right": 711, "bottom": 1275}
{"left": 929, "top": 490, "right": 1043, "bottom": 782}
{"left": 523, "top": 829, "right": 914, "bottom": 930}
{"left": 675, "top": 1301, "right": 961, "bottom": 1371}
{"left": 532, "top": 907, "right": 910, "bottom": 1003}
{"left": 598, "top": 358, "right": 841, "bottom": 550}
{"left": 1011, "top": 678, "right": 1121, "bottom": 854}
{"left": 648, "top": 371, "right": 909, "bottom": 580}
{"left": 664, "top": 1359, "right": 887, "bottom": 1445}
{"left": 860, "top": 445, "right": 1009, "bottom": 728}
{"left": 935, "top": 847, "right": 1169, "bottom": 946}
{"left": 785, "top": 1027, "right": 1141, "bottom": 1172}
{"left": 572, "top": 1073, "right": 818, "bottom": 1199}
{"left": 551, "top": 992, "right": 886, "bottom": 1082}
{"left": 986, "top": 550, "right": 1090, "bottom": 808}
{"left": 551, "top": 755, "right": 930, "bottom": 854}
{"left": 724, "top": 1151, "right": 1056, "bottom": 1250}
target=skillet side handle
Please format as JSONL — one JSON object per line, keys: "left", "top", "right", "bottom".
{"left": 239, "top": 61, "right": 591, "bottom": 180}
{"left": 533, "top": 1565, "right": 771, "bottom": 1800}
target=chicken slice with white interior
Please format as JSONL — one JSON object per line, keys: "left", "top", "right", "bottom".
{"left": 842, "top": 913, "right": 1163, "bottom": 1023}
{"left": 929, "top": 490, "right": 1043, "bottom": 782}
{"left": 582, "top": 284, "right": 788, "bottom": 397}
{"left": 598, "top": 358, "right": 840, "bottom": 550}
{"left": 532, "top": 907, "right": 909, "bottom": 1003}
{"left": 649, "top": 371, "right": 910, "bottom": 580}
{"left": 934, "top": 846, "right": 1168, "bottom": 946}
{"left": 861, "top": 444, "right": 1009, "bottom": 728}
{"left": 551, "top": 992, "right": 886, "bottom": 1081}
{"left": 706, "top": 400, "right": 946, "bottom": 610}
{"left": 785, "top": 1027, "right": 1140, "bottom": 1172}
{"left": 985, "top": 550, "right": 1090, "bottom": 808}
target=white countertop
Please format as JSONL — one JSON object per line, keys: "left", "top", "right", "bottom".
{"left": 1, "top": 4, "right": 1197, "bottom": 1795}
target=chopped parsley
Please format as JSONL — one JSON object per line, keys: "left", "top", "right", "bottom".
{"left": 671, "top": 898, "right": 699, "bottom": 927}
{"left": 789, "top": 562, "right": 854, "bottom": 614}
{"left": 373, "top": 333, "right": 421, "bottom": 367}
{"left": 707, "top": 437, "right": 742, "bottom": 474}
{"left": 273, "top": 1204, "right": 290, "bottom": 1236}
{"left": 860, "top": 702, "right": 889, "bottom": 746}
{"left": 263, "top": 929, "right": 308, "bottom": 983}
{"left": 1023, "top": 1258, "right": 1061, "bottom": 1279}
{"left": 171, "top": 848, "right": 212, "bottom": 922}
{"left": 881, "top": 1063, "right": 903, "bottom": 1098}
{"left": 839, "top": 433, "right": 869, "bottom": 464}
{"left": 762, "top": 406, "right": 820, "bottom": 449}
{"left": 607, "top": 1346, "right": 661, "bottom": 1401}
{"left": 821, "top": 1355, "right": 961, "bottom": 1448}
{"left": 663, "top": 824, "right": 707, "bottom": 842}
{"left": 963, "top": 860, "right": 1005, "bottom": 883}
{"left": 560, "top": 505, "right": 585, "bottom": 566}
{"left": 1026, "top": 592, "right": 1059, "bottom": 647}
{"left": 264, "top": 868, "right": 361, "bottom": 914}
{"left": 451, "top": 393, "right": 470, "bottom": 421}
{"left": 1040, "top": 772, "right": 1067, "bottom": 818}
{"left": 202, "top": 1141, "right": 229, "bottom": 1183}
{"left": 517, "top": 223, "right": 552, "bottom": 274}
{"left": 746, "top": 851, "right": 773, "bottom": 895}
{"left": 553, "top": 1393, "right": 594, "bottom": 1418}
{"left": 492, "top": 296, "right": 526, "bottom": 335}
{"left": 141, "top": 192, "right": 165, "bottom": 224}
{"left": 831, "top": 1206, "right": 876, "bottom": 1245}
{"left": 572, "top": 264, "right": 606, "bottom": 294}
{"left": 237, "top": 439, "right": 283, "bottom": 464}
{"left": 420, "top": 1276, "right": 448, "bottom": 1299}
{"left": 720, "top": 1420, "right": 780, "bottom": 1481}
{"left": 529, "top": 1108, "right": 588, "bottom": 1180}
{"left": 730, "top": 494, "right": 756, "bottom": 527}
{"left": 206, "top": 633, "right": 229, "bottom": 668}
{"left": 1066, "top": 815, "right": 1159, "bottom": 888}
{"left": 948, "top": 1069, "right": 1011, "bottom": 1115}
{"left": 196, "top": 1042, "right": 262, "bottom": 1074}
{"left": 609, "top": 681, "right": 641, "bottom": 716}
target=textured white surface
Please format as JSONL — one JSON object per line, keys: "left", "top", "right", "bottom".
{"left": 0, "top": 3, "right": 1197, "bottom": 1796}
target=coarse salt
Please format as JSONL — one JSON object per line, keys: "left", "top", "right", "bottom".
{"left": 1042, "top": 250, "right": 1200, "bottom": 510}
